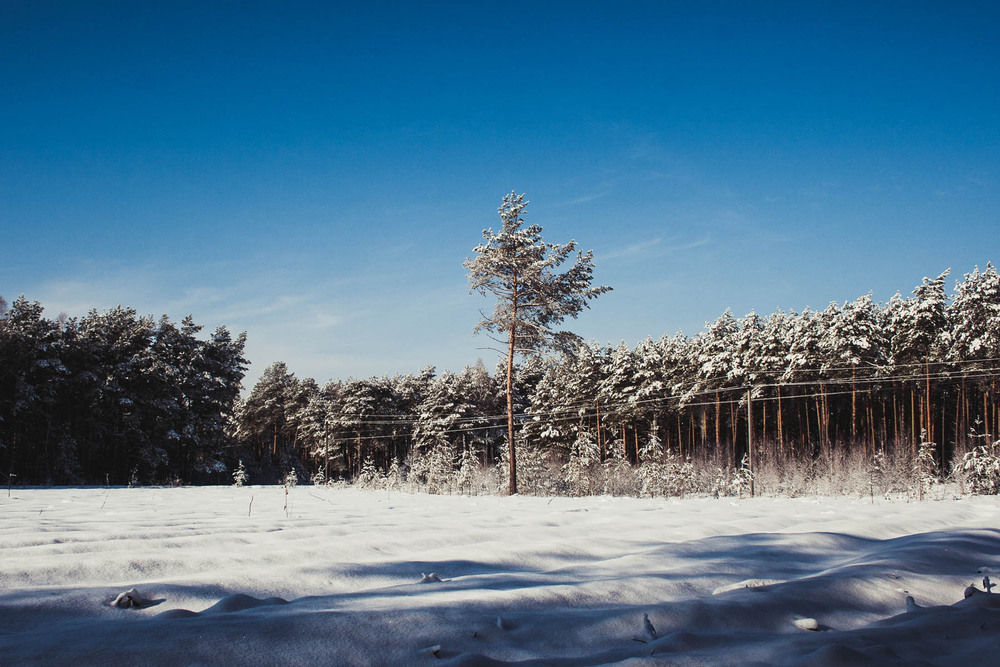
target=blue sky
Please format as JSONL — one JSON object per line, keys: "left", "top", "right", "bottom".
{"left": 2, "top": 1, "right": 998, "bottom": 388}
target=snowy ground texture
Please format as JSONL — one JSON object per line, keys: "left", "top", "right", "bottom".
{"left": 2, "top": 487, "right": 999, "bottom": 666}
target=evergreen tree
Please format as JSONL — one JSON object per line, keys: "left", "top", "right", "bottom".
{"left": 888, "top": 271, "right": 950, "bottom": 446}
{"left": 950, "top": 264, "right": 1000, "bottom": 362}
{"left": 599, "top": 341, "right": 641, "bottom": 462}
{"left": 820, "top": 295, "right": 888, "bottom": 447}
{"left": 0, "top": 297, "right": 68, "bottom": 483}
{"left": 235, "top": 361, "right": 301, "bottom": 476}
{"left": 465, "top": 192, "right": 610, "bottom": 494}
{"left": 0, "top": 299, "right": 246, "bottom": 485}
{"left": 948, "top": 264, "right": 1000, "bottom": 446}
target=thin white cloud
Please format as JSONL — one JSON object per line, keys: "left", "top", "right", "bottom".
{"left": 602, "top": 238, "right": 662, "bottom": 260}
{"left": 551, "top": 188, "right": 613, "bottom": 207}
{"left": 602, "top": 234, "right": 711, "bottom": 261}
{"left": 663, "top": 234, "right": 712, "bottom": 252}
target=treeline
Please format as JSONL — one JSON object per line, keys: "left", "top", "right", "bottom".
{"left": 237, "top": 265, "right": 1000, "bottom": 494}
{"left": 5, "top": 264, "right": 999, "bottom": 493}
{"left": 0, "top": 296, "right": 247, "bottom": 485}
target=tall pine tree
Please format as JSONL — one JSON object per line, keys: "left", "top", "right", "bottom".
{"left": 465, "top": 192, "right": 610, "bottom": 494}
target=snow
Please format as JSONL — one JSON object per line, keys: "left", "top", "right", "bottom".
{"left": 2, "top": 487, "right": 998, "bottom": 665}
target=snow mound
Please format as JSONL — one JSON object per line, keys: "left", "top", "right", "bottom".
{"left": 792, "top": 617, "right": 820, "bottom": 631}
{"left": 159, "top": 594, "right": 288, "bottom": 618}
{"left": 712, "top": 578, "right": 786, "bottom": 594}
{"left": 109, "top": 587, "right": 160, "bottom": 609}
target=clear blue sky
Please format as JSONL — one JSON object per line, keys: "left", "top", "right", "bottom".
{"left": 2, "top": 1, "right": 998, "bottom": 388}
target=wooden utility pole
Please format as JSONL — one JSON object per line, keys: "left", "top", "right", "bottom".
{"left": 595, "top": 399, "right": 604, "bottom": 460}
{"left": 925, "top": 356, "right": 932, "bottom": 444}
{"left": 747, "top": 387, "right": 755, "bottom": 498}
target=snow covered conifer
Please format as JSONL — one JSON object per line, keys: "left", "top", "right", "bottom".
{"left": 562, "top": 429, "right": 600, "bottom": 495}
{"left": 961, "top": 438, "right": 1000, "bottom": 494}
{"left": 233, "top": 460, "right": 248, "bottom": 487}
{"left": 465, "top": 192, "right": 610, "bottom": 494}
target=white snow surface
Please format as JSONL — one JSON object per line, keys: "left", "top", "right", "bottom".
{"left": 2, "top": 487, "right": 998, "bottom": 665}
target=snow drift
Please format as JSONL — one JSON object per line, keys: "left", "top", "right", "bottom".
{"left": 1, "top": 487, "right": 998, "bottom": 665}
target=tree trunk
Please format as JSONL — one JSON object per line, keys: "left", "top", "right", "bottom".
{"left": 868, "top": 402, "right": 875, "bottom": 457}
{"left": 815, "top": 392, "right": 823, "bottom": 450}
{"left": 747, "top": 388, "right": 754, "bottom": 497}
{"left": 677, "top": 414, "right": 683, "bottom": 457}
{"left": 851, "top": 366, "right": 857, "bottom": 441}
{"left": 506, "top": 319, "right": 517, "bottom": 495}
{"left": 955, "top": 391, "right": 962, "bottom": 454}
{"left": 596, "top": 399, "right": 604, "bottom": 461}
{"left": 925, "top": 357, "right": 932, "bottom": 444}
{"left": 986, "top": 378, "right": 1000, "bottom": 440}
{"left": 804, "top": 398, "right": 811, "bottom": 448}
{"left": 730, "top": 400, "right": 737, "bottom": 462}
{"left": 892, "top": 390, "right": 898, "bottom": 450}
{"left": 777, "top": 386, "right": 784, "bottom": 458}
{"left": 762, "top": 388, "right": 768, "bottom": 449}
{"left": 715, "top": 392, "right": 721, "bottom": 449}
{"left": 689, "top": 413, "right": 695, "bottom": 456}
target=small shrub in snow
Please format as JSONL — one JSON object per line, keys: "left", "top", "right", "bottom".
{"left": 310, "top": 470, "right": 326, "bottom": 487}
{"left": 233, "top": 460, "right": 248, "bottom": 487}
{"left": 868, "top": 448, "right": 887, "bottom": 500}
{"left": 602, "top": 444, "right": 636, "bottom": 497}
{"left": 385, "top": 458, "right": 405, "bottom": 490}
{"left": 456, "top": 448, "right": 480, "bottom": 495}
{"left": 425, "top": 441, "right": 455, "bottom": 495}
{"left": 356, "top": 457, "right": 385, "bottom": 490}
{"left": 283, "top": 469, "right": 298, "bottom": 489}
{"left": 496, "top": 440, "right": 559, "bottom": 496}
{"left": 562, "top": 431, "right": 601, "bottom": 496}
{"left": 638, "top": 449, "right": 696, "bottom": 498}
{"left": 712, "top": 456, "right": 753, "bottom": 498}
{"left": 735, "top": 454, "right": 754, "bottom": 497}
{"left": 914, "top": 434, "right": 938, "bottom": 500}
{"left": 961, "top": 439, "right": 1000, "bottom": 495}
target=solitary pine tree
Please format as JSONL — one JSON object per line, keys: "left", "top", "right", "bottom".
{"left": 465, "top": 192, "right": 610, "bottom": 494}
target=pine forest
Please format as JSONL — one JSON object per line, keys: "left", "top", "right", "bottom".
{"left": 3, "top": 263, "right": 1000, "bottom": 496}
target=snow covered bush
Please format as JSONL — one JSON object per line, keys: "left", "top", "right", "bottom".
{"left": 712, "top": 455, "right": 753, "bottom": 498}
{"left": 495, "top": 440, "right": 560, "bottom": 496}
{"left": 232, "top": 460, "right": 248, "bottom": 487}
{"left": 355, "top": 457, "right": 385, "bottom": 490}
{"left": 961, "top": 439, "right": 1000, "bottom": 494}
{"left": 562, "top": 431, "right": 601, "bottom": 496}
{"left": 868, "top": 448, "right": 886, "bottom": 499}
{"left": 637, "top": 449, "right": 696, "bottom": 498}
{"left": 424, "top": 441, "right": 456, "bottom": 495}
{"left": 456, "top": 448, "right": 487, "bottom": 495}
{"left": 914, "top": 435, "right": 938, "bottom": 500}
{"left": 283, "top": 469, "right": 298, "bottom": 489}
{"left": 602, "top": 444, "right": 636, "bottom": 496}
{"left": 385, "top": 458, "right": 405, "bottom": 490}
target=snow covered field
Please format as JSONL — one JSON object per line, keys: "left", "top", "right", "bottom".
{"left": 2, "top": 487, "right": 998, "bottom": 665}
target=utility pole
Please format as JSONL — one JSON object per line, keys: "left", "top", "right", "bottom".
{"left": 747, "top": 387, "right": 755, "bottom": 498}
